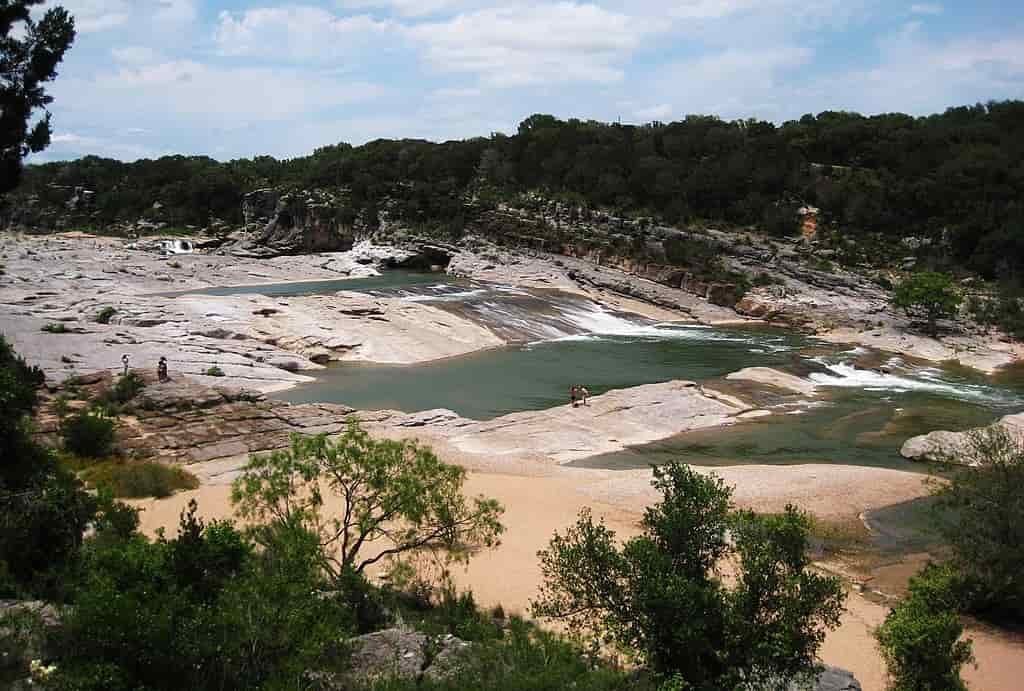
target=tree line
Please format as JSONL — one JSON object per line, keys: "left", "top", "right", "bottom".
{"left": 6, "top": 101, "right": 1023, "bottom": 282}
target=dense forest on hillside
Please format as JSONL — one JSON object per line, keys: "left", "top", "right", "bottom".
{"left": 7, "top": 100, "right": 1024, "bottom": 283}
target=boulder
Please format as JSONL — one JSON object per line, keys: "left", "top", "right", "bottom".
{"left": 343, "top": 627, "right": 427, "bottom": 682}
{"left": 900, "top": 413, "right": 1024, "bottom": 464}
{"left": 796, "top": 665, "right": 862, "bottom": 691}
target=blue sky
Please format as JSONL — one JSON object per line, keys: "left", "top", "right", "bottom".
{"left": 33, "top": 0, "right": 1024, "bottom": 162}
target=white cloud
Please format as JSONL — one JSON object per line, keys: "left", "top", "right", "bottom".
{"left": 55, "top": 60, "right": 386, "bottom": 128}
{"left": 409, "top": 2, "right": 646, "bottom": 87}
{"left": 43, "top": 131, "right": 166, "bottom": 160}
{"left": 336, "top": 0, "right": 473, "bottom": 17}
{"left": 214, "top": 6, "right": 393, "bottom": 61}
{"left": 654, "top": 45, "right": 812, "bottom": 119}
{"left": 154, "top": 0, "right": 198, "bottom": 24}
{"left": 910, "top": 3, "right": 943, "bottom": 15}
{"left": 110, "top": 46, "right": 159, "bottom": 63}
{"left": 60, "top": 0, "right": 130, "bottom": 33}
{"left": 634, "top": 103, "right": 672, "bottom": 120}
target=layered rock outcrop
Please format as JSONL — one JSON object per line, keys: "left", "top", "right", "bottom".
{"left": 226, "top": 189, "right": 357, "bottom": 257}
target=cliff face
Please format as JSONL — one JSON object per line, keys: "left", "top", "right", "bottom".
{"left": 226, "top": 189, "right": 358, "bottom": 257}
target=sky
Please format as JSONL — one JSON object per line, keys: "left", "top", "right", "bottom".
{"left": 30, "top": 0, "right": 1024, "bottom": 162}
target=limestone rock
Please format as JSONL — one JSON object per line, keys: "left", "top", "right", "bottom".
{"left": 344, "top": 627, "right": 427, "bottom": 682}
{"left": 726, "top": 367, "right": 817, "bottom": 396}
{"left": 900, "top": 412, "right": 1024, "bottom": 464}
{"left": 422, "top": 634, "right": 476, "bottom": 681}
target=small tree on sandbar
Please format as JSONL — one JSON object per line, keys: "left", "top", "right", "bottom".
{"left": 231, "top": 421, "right": 504, "bottom": 579}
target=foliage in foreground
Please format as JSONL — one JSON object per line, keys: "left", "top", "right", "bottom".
{"left": 49, "top": 501, "right": 354, "bottom": 691}
{"left": 366, "top": 618, "right": 647, "bottom": 691}
{"left": 875, "top": 563, "right": 974, "bottom": 691}
{"left": 0, "top": 335, "right": 98, "bottom": 600}
{"left": 932, "top": 426, "right": 1024, "bottom": 625}
{"left": 231, "top": 423, "right": 505, "bottom": 579}
{"left": 532, "top": 462, "right": 846, "bottom": 690}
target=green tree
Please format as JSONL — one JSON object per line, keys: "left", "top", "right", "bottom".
{"left": 532, "top": 462, "right": 845, "bottom": 689}
{"left": 892, "top": 272, "right": 962, "bottom": 336}
{"left": 231, "top": 421, "right": 505, "bottom": 579}
{"left": 0, "top": 335, "right": 98, "bottom": 598}
{"left": 1, "top": 0, "right": 76, "bottom": 193}
{"left": 53, "top": 502, "right": 353, "bottom": 690}
{"left": 931, "top": 426, "right": 1024, "bottom": 624}
{"left": 875, "top": 563, "right": 974, "bottom": 691}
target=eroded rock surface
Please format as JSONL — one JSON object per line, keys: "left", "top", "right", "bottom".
{"left": 900, "top": 412, "right": 1024, "bottom": 463}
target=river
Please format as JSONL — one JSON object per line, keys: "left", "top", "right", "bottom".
{"left": 177, "top": 271, "right": 1024, "bottom": 472}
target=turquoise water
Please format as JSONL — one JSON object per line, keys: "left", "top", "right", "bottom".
{"left": 276, "top": 324, "right": 808, "bottom": 419}
{"left": 176, "top": 273, "right": 1024, "bottom": 471}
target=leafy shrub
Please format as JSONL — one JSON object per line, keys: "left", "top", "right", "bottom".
{"left": 104, "top": 371, "right": 145, "bottom": 405}
{"left": 533, "top": 463, "right": 845, "bottom": 687}
{"left": 366, "top": 617, "right": 645, "bottom": 691}
{"left": 41, "top": 322, "right": 69, "bottom": 333}
{"left": 204, "top": 365, "right": 225, "bottom": 377}
{"left": 94, "top": 306, "right": 117, "bottom": 324}
{"left": 931, "top": 427, "right": 1024, "bottom": 625}
{"left": 893, "top": 272, "right": 962, "bottom": 335}
{"left": 51, "top": 504, "right": 356, "bottom": 691}
{"left": 61, "top": 408, "right": 115, "bottom": 458}
{"left": 80, "top": 461, "right": 199, "bottom": 498}
{"left": 875, "top": 563, "right": 974, "bottom": 691}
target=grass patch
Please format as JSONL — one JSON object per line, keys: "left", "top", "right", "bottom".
{"left": 79, "top": 460, "right": 199, "bottom": 498}
{"left": 205, "top": 365, "right": 225, "bottom": 377}
{"left": 41, "top": 322, "right": 69, "bottom": 333}
{"left": 809, "top": 516, "right": 871, "bottom": 555}
{"left": 94, "top": 306, "right": 117, "bottom": 324}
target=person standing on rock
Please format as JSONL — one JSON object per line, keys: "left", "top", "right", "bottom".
{"left": 121, "top": 353, "right": 130, "bottom": 376}
{"left": 157, "top": 357, "right": 168, "bottom": 382}
{"left": 569, "top": 385, "right": 577, "bottom": 407}
{"left": 580, "top": 386, "right": 590, "bottom": 406}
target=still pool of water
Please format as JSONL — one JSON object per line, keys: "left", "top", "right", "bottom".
{"left": 178, "top": 272, "right": 1024, "bottom": 472}
{"left": 276, "top": 324, "right": 809, "bottom": 419}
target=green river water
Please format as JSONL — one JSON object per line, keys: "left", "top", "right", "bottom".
{"left": 177, "top": 272, "right": 1024, "bottom": 473}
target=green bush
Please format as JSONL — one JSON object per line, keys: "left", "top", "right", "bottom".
{"left": 94, "top": 307, "right": 117, "bottom": 324}
{"left": 204, "top": 365, "right": 225, "bottom": 377}
{"left": 104, "top": 371, "right": 145, "bottom": 405}
{"left": 80, "top": 461, "right": 199, "bottom": 498}
{"left": 41, "top": 322, "right": 69, "bottom": 333}
{"left": 366, "top": 618, "right": 645, "bottom": 691}
{"left": 875, "top": 563, "right": 974, "bottom": 691}
{"left": 893, "top": 272, "right": 962, "bottom": 336}
{"left": 61, "top": 408, "right": 115, "bottom": 459}
{"left": 532, "top": 463, "right": 845, "bottom": 687}
{"left": 51, "top": 504, "right": 356, "bottom": 691}
{"left": 931, "top": 427, "right": 1024, "bottom": 625}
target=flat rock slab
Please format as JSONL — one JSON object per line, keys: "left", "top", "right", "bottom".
{"left": 726, "top": 367, "right": 818, "bottom": 396}
{"left": 431, "top": 380, "right": 752, "bottom": 464}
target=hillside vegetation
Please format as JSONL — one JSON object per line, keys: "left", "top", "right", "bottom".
{"left": 6, "top": 101, "right": 1024, "bottom": 286}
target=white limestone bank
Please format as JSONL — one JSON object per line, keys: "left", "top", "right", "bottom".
{"left": 363, "top": 380, "right": 757, "bottom": 466}
{"left": 0, "top": 233, "right": 502, "bottom": 391}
